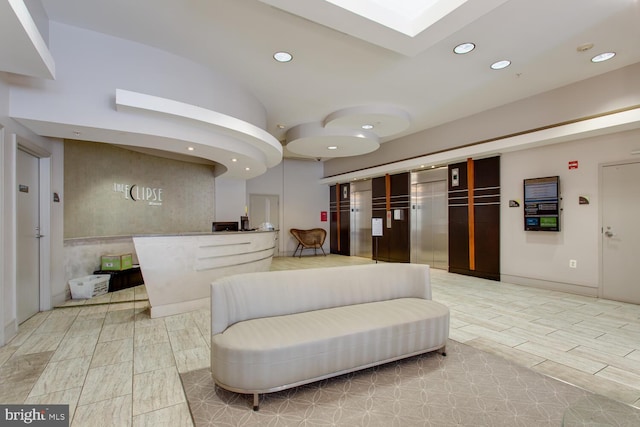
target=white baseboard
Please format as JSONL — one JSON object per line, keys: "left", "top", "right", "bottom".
{"left": 500, "top": 274, "right": 598, "bottom": 297}
{"left": 4, "top": 319, "right": 17, "bottom": 345}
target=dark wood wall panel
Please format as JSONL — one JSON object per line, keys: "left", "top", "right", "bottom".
{"left": 372, "top": 173, "right": 410, "bottom": 263}
{"left": 448, "top": 157, "right": 500, "bottom": 280}
{"left": 329, "top": 183, "right": 350, "bottom": 255}
{"left": 448, "top": 206, "right": 470, "bottom": 272}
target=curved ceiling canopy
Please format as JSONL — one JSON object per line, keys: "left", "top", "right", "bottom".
{"left": 286, "top": 105, "right": 410, "bottom": 158}
{"left": 324, "top": 105, "right": 411, "bottom": 138}
{"left": 286, "top": 122, "right": 379, "bottom": 158}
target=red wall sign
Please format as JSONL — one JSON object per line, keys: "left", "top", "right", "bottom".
{"left": 320, "top": 211, "right": 327, "bottom": 222}
{"left": 568, "top": 160, "right": 579, "bottom": 170}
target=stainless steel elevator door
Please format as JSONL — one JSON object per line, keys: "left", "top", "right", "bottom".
{"left": 351, "top": 190, "right": 372, "bottom": 258}
{"left": 412, "top": 180, "right": 448, "bottom": 269}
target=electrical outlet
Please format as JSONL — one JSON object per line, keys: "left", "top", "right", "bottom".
{"left": 569, "top": 259, "right": 577, "bottom": 268}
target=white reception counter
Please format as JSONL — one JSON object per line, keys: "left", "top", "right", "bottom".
{"left": 133, "top": 230, "right": 277, "bottom": 318}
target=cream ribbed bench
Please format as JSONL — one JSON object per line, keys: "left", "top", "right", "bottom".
{"left": 210, "top": 263, "right": 450, "bottom": 410}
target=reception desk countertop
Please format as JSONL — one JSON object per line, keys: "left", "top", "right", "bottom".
{"left": 133, "top": 231, "right": 277, "bottom": 317}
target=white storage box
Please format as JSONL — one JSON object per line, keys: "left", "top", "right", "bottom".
{"left": 69, "top": 275, "right": 110, "bottom": 299}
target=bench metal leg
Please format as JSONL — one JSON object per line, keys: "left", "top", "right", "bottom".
{"left": 253, "top": 393, "right": 259, "bottom": 411}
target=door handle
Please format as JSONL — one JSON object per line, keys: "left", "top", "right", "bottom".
{"left": 604, "top": 231, "right": 613, "bottom": 237}
{"left": 35, "top": 234, "right": 45, "bottom": 239}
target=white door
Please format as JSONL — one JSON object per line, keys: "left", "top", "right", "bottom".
{"left": 249, "top": 194, "right": 279, "bottom": 229}
{"left": 249, "top": 194, "right": 279, "bottom": 255}
{"left": 601, "top": 161, "right": 640, "bottom": 304}
{"left": 17, "top": 149, "right": 41, "bottom": 323}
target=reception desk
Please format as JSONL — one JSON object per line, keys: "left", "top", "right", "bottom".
{"left": 133, "top": 231, "right": 277, "bottom": 317}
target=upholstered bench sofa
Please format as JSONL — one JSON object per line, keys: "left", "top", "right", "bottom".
{"left": 210, "top": 263, "right": 450, "bottom": 410}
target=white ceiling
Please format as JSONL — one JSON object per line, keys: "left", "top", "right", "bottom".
{"left": 3, "top": 0, "right": 640, "bottom": 163}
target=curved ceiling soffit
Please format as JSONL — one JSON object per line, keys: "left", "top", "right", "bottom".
{"left": 115, "top": 89, "right": 283, "bottom": 178}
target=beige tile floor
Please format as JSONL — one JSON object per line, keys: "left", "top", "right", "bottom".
{"left": 2, "top": 254, "right": 640, "bottom": 426}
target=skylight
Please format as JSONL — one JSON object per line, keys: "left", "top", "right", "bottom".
{"left": 325, "top": 0, "right": 468, "bottom": 37}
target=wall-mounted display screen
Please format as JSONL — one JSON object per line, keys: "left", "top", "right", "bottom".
{"left": 524, "top": 176, "right": 560, "bottom": 231}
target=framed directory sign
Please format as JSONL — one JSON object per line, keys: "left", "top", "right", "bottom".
{"left": 524, "top": 176, "right": 560, "bottom": 231}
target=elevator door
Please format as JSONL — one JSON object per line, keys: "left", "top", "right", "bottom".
{"left": 351, "top": 190, "right": 372, "bottom": 258}
{"left": 412, "top": 180, "right": 448, "bottom": 269}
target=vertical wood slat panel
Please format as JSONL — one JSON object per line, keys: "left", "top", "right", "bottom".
{"left": 467, "top": 158, "right": 475, "bottom": 271}
{"left": 336, "top": 184, "right": 340, "bottom": 252}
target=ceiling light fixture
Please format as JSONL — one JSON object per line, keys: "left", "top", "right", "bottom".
{"left": 453, "top": 42, "right": 475, "bottom": 54}
{"left": 273, "top": 51, "right": 293, "bottom": 63}
{"left": 187, "top": 146, "right": 194, "bottom": 151}
{"left": 245, "top": 167, "right": 251, "bottom": 171}
{"left": 327, "top": 146, "right": 338, "bottom": 150}
{"left": 232, "top": 158, "right": 237, "bottom": 162}
{"left": 576, "top": 43, "right": 594, "bottom": 53}
{"left": 361, "top": 124, "right": 374, "bottom": 130}
{"left": 490, "top": 60, "right": 511, "bottom": 70}
{"left": 591, "top": 52, "right": 615, "bottom": 63}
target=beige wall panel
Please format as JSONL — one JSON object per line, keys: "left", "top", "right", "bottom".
{"left": 64, "top": 140, "right": 215, "bottom": 238}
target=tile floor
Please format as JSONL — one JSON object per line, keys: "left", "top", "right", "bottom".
{"left": 1, "top": 255, "right": 640, "bottom": 426}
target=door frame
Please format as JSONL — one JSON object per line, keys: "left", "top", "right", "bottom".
{"left": 598, "top": 158, "right": 640, "bottom": 300}
{"left": 16, "top": 137, "right": 53, "bottom": 316}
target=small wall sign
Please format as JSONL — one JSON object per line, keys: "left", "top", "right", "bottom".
{"left": 19, "top": 184, "right": 29, "bottom": 193}
{"left": 568, "top": 160, "right": 579, "bottom": 170}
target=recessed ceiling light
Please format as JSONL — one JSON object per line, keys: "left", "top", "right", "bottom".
{"left": 273, "top": 51, "right": 293, "bottom": 63}
{"left": 187, "top": 146, "right": 194, "bottom": 151}
{"left": 490, "top": 60, "right": 511, "bottom": 70}
{"left": 453, "top": 42, "right": 475, "bottom": 54}
{"left": 327, "top": 146, "right": 338, "bottom": 150}
{"left": 232, "top": 158, "right": 237, "bottom": 162}
{"left": 591, "top": 52, "right": 615, "bottom": 63}
{"left": 361, "top": 124, "right": 374, "bottom": 130}
{"left": 245, "top": 167, "right": 251, "bottom": 171}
